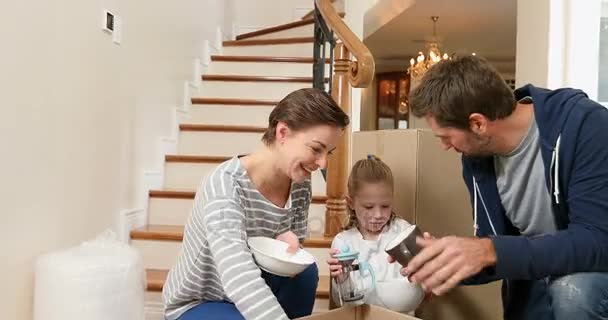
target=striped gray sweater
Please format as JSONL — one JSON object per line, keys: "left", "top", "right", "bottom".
{"left": 162, "top": 156, "right": 311, "bottom": 320}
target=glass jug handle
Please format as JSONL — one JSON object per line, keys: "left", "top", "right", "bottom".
{"left": 358, "top": 261, "right": 376, "bottom": 291}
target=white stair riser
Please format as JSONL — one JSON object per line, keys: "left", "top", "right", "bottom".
{"left": 132, "top": 239, "right": 183, "bottom": 270}
{"left": 164, "top": 162, "right": 327, "bottom": 194}
{"left": 223, "top": 43, "right": 314, "bottom": 57}
{"left": 307, "top": 204, "right": 326, "bottom": 237}
{"left": 148, "top": 194, "right": 326, "bottom": 232}
{"left": 163, "top": 162, "right": 216, "bottom": 190}
{"left": 207, "top": 61, "right": 327, "bottom": 78}
{"left": 177, "top": 131, "right": 262, "bottom": 156}
{"left": 199, "top": 81, "right": 311, "bottom": 100}
{"left": 144, "top": 292, "right": 164, "bottom": 320}
{"left": 132, "top": 240, "right": 331, "bottom": 276}
{"left": 145, "top": 310, "right": 163, "bottom": 320}
{"left": 244, "top": 24, "right": 314, "bottom": 40}
{"left": 148, "top": 197, "right": 194, "bottom": 226}
{"left": 183, "top": 104, "right": 273, "bottom": 127}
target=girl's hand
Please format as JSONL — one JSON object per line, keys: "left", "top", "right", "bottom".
{"left": 327, "top": 248, "right": 343, "bottom": 278}
{"left": 276, "top": 231, "right": 300, "bottom": 254}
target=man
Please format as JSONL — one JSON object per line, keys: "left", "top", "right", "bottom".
{"left": 403, "top": 56, "right": 608, "bottom": 319}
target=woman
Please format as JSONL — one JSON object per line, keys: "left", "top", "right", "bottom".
{"left": 162, "top": 88, "right": 350, "bottom": 320}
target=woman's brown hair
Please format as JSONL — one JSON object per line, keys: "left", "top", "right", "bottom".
{"left": 261, "top": 88, "right": 350, "bottom": 146}
{"left": 344, "top": 155, "right": 396, "bottom": 230}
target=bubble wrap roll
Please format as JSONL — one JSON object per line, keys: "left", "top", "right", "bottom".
{"left": 34, "top": 230, "right": 145, "bottom": 320}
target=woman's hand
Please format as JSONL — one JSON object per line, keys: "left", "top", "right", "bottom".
{"left": 276, "top": 231, "right": 300, "bottom": 254}
{"left": 327, "top": 248, "right": 343, "bottom": 278}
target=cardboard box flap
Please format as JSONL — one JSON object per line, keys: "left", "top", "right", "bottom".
{"left": 298, "top": 304, "right": 420, "bottom": 320}
{"left": 362, "top": 304, "right": 420, "bottom": 319}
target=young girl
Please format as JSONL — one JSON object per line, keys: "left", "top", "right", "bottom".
{"left": 327, "top": 155, "right": 424, "bottom": 313}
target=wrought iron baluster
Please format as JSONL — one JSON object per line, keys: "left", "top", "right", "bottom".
{"left": 313, "top": 3, "right": 335, "bottom": 94}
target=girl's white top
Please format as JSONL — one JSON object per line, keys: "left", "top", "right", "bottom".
{"left": 331, "top": 218, "right": 419, "bottom": 309}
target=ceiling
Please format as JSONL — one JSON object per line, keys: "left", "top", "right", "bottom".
{"left": 363, "top": 0, "right": 517, "bottom": 73}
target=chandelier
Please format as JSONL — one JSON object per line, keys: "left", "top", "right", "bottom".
{"left": 407, "top": 16, "right": 451, "bottom": 79}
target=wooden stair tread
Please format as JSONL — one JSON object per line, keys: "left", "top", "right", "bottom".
{"left": 146, "top": 268, "right": 330, "bottom": 298}
{"left": 165, "top": 155, "right": 231, "bottom": 163}
{"left": 210, "top": 56, "right": 329, "bottom": 64}
{"left": 131, "top": 225, "right": 184, "bottom": 241}
{"left": 146, "top": 269, "right": 168, "bottom": 291}
{"left": 236, "top": 18, "right": 314, "bottom": 41}
{"left": 317, "top": 275, "right": 330, "bottom": 298}
{"left": 191, "top": 98, "right": 278, "bottom": 105}
{"left": 179, "top": 124, "right": 266, "bottom": 133}
{"left": 202, "top": 75, "right": 323, "bottom": 83}
{"left": 149, "top": 189, "right": 196, "bottom": 199}
{"left": 132, "top": 224, "right": 332, "bottom": 247}
{"left": 223, "top": 37, "right": 314, "bottom": 46}
{"left": 149, "top": 189, "right": 328, "bottom": 204}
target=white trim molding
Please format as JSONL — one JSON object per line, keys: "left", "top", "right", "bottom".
{"left": 212, "top": 26, "right": 224, "bottom": 54}
{"left": 181, "top": 81, "right": 198, "bottom": 112}
{"left": 119, "top": 208, "right": 145, "bottom": 243}
{"left": 236, "top": 25, "right": 264, "bottom": 36}
{"left": 193, "top": 59, "right": 202, "bottom": 89}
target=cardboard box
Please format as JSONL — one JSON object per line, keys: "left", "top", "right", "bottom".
{"left": 298, "top": 304, "right": 421, "bottom": 320}
{"left": 351, "top": 129, "right": 503, "bottom": 320}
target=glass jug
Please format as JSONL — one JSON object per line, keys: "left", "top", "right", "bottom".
{"left": 332, "top": 244, "right": 376, "bottom": 306}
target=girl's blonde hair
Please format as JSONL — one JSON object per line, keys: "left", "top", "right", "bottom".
{"left": 344, "top": 155, "right": 396, "bottom": 230}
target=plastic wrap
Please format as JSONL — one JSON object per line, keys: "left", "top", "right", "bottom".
{"left": 33, "top": 230, "right": 145, "bottom": 320}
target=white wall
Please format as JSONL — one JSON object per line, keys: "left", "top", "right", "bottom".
{"left": 234, "top": 0, "right": 314, "bottom": 34}
{"left": 517, "top": 0, "right": 601, "bottom": 99}
{"left": 0, "top": 0, "right": 225, "bottom": 318}
{"left": 559, "top": 0, "right": 601, "bottom": 99}
{"left": 363, "top": 0, "right": 414, "bottom": 39}
{"left": 342, "top": 0, "right": 377, "bottom": 132}
{"left": 224, "top": 0, "right": 238, "bottom": 40}
{"left": 360, "top": 77, "right": 378, "bottom": 131}
{"left": 515, "top": 0, "right": 551, "bottom": 88}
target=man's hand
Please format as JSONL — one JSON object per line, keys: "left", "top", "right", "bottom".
{"left": 403, "top": 236, "right": 497, "bottom": 296}
{"left": 276, "top": 231, "right": 300, "bottom": 254}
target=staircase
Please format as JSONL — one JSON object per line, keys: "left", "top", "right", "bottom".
{"left": 130, "top": 14, "right": 336, "bottom": 320}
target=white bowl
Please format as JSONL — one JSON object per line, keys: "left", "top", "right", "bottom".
{"left": 247, "top": 237, "right": 316, "bottom": 277}
{"left": 376, "top": 278, "right": 424, "bottom": 313}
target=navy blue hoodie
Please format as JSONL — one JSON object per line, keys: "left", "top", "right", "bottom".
{"left": 461, "top": 84, "right": 608, "bottom": 316}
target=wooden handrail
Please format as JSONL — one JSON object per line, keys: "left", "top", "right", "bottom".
{"left": 315, "top": 0, "right": 375, "bottom": 88}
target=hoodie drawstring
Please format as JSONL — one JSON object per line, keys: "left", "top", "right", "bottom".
{"left": 473, "top": 177, "right": 498, "bottom": 236}
{"left": 552, "top": 135, "right": 562, "bottom": 204}
{"left": 473, "top": 178, "right": 478, "bottom": 236}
